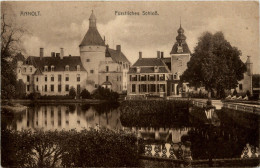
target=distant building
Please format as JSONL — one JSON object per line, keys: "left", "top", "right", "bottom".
{"left": 127, "top": 24, "right": 191, "bottom": 97}
{"left": 128, "top": 51, "right": 171, "bottom": 97}
{"left": 16, "top": 11, "right": 130, "bottom": 96}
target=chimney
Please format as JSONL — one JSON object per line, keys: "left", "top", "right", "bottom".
{"left": 116, "top": 45, "right": 121, "bottom": 52}
{"left": 161, "top": 52, "right": 164, "bottom": 58}
{"left": 60, "top": 48, "right": 64, "bottom": 59}
{"left": 51, "top": 52, "right": 55, "bottom": 58}
{"left": 139, "top": 52, "right": 142, "bottom": 59}
{"left": 157, "top": 51, "right": 160, "bottom": 59}
{"left": 40, "top": 48, "right": 44, "bottom": 60}
{"left": 56, "top": 53, "right": 60, "bottom": 57}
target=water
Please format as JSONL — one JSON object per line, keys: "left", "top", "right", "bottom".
{"left": 2, "top": 102, "right": 259, "bottom": 160}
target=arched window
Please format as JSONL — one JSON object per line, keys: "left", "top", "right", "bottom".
{"left": 44, "top": 66, "right": 48, "bottom": 72}
{"left": 51, "top": 65, "right": 55, "bottom": 71}
{"left": 77, "top": 65, "right": 80, "bottom": 71}
{"left": 65, "top": 65, "right": 69, "bottom": 71}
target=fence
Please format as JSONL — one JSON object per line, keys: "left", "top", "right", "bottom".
{"left": 223, "top": 103, "right": 260, "bottom": 114}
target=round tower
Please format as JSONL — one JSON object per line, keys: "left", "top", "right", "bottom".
{"left": 79, "top": 11, "right": 106, "bottom": 90}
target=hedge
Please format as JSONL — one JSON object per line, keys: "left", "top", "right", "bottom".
{"left": 1, "top": 128, "right": 139, "bottom": 167}
{"left": 120, "top": 100, "right": 191, "bottom": 128}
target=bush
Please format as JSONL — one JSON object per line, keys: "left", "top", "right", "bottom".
{"left": 69, "top": 86, "right": 76, "bottom": 98}
{"left": 1, "top": 128, "right": 139, "bottom": 167}
{"left": 80, "top": 89, "right": 91, "bottom": 99}
{"left": 27, "top": 92, "right": 41, "bottom": 100}
{"left": 233, "top": 89, "right": 238, "bottom": 96}
{"left": 92, "top": 86, "right": 119, "bottom": 101}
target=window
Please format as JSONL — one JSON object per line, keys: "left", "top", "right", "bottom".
{"left": 90, "top": 70, "right": 94, "bottom": 74}
{"left": 119, "top": 76, "right": 121, "bottom": 81}
{"left": 65, "top": 85, "right": 69, "bottom": 91}
{"left": 65, "top": 74, "right": 69, "bottom": 81}
{"left": 27, "top": 85, "right": 30, "bottom": 91}
{"left": 51, "top": 66, "right": 54, "bottom": 71}
{"left": 132, "top": 84, "right": 136, "bottom": 93}
{"left": 45, "top": 85, "right": 47, "bottom": 92}
{"left": 30, "top": 67, "right": 32, "bottom": 72}
{"left": 45, "top": 75, "right": 47, "bottom": 82}
{"left": 77, "top": 74, "right": 80, "bottom": 82}
{"left": 36, "top": 85, "right": 38, "bottom": 91}
{"left": 24, "top": 67, "right": 26, "bottom": 72}
{"left": 239, "top": 84, "right": 243, "bottom": 90}
{"left": 150, "top": 84, "right": 156, "bottom": 92}
{"left": 77, "top": 65, "right": 80, "bottom": 71}
{"left": 27, "top": 75, "right": 30, "bottom": 82}
{"left": 106, "top": 76, "right": 109, "bottom": 81}
{"left": 36, "top": 77, "right": 38, "bottom": 82}
{"left": 18, "top": 69, "right": 21, "bottom": 73}
{"left": 149, "top": 75, "right": 155, "bottom": 81}
{"left": 65, "top": 65, "right": 69, "bottom": 71}
{"left": 51, "top": 75, "right": 54, "bottom": 81}
{"left": 44, "top": 66, "right": 48, "bottom": 72}
{"left": 58, "top": 75, "right": 62, "bottom": 81}
{"left": 106, "top": 66, "right": 109, "bottom": 72}
{"left": 77, "top": 84, "right": 80, "bottom": 94}
{"left": 139, "top": 84, "right": 147, "bottom": 92}
{"left": 178, "top": 59, "right": 183, "bottom": 67}
{"left": 140, "top": 75, "right": 146, "bottom": 81}
{"left": 86, "top": 59, "right": 90, "bottom": 62}
{"left": 58, "top": 85, "right": 62, "bottom": 92}
{"left": 51, "top": 85, "right": 54, "bottom": 92}
{"left": 160, "top": 84, "right": 165, "bottom": 92}
{"left": 131, "top": 75, "right": 137, "bottom": 81}
{"left": 95, "top": 84, "right": 98, "bottom": 88}
{"left": 159, "top": 74, "right": 165, "bottom": 81}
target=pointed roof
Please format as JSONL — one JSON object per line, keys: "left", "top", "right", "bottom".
{"left": 170, "top": 23, "right": 191, "bottom": 55}
{"left": 79, "top": 11, "right": 105, "bottom": 46}
{"left": 107, "top": 48, "right": 130, "bottom": 63}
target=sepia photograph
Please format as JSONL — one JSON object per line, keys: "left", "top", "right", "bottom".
{"left": 1, "top": 1, "right": 259, "bottom": 167}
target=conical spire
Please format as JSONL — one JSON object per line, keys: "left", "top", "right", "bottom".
{"left": 89, "top": 10, "right": 96, "bottom": 28}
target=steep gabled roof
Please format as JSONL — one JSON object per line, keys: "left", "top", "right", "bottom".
{"left": 162, "top": 57, "right": 171, "bottom": 71}
{"left": 26, "top": 56, "right": 86, "bottom": 72}
{"left": 107, "top": 48, "right": 130, "bottom": 63}
{"left": 132, "top": 58, "right": 166, "bottom": 67}
{"left": 79, "top": 27, "right": 105, "bottom": 46}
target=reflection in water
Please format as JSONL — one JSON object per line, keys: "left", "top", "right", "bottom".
{"left": 8, "top": 104, "right": 121, "bottom": 131}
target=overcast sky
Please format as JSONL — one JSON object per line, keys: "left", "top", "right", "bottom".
{"left": 2, "top": 1, "right": 259, "bottom": 73}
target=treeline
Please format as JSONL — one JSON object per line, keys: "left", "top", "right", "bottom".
{"left": 1, "top": 128, "right": 139, "bottom": 167}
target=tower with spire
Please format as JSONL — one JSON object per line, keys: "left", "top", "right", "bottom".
{"left": 170, "top": 21, "right": 191, "bottom": 80}
{"left": 79, "top": 10, "right": 106, "bottom": 91}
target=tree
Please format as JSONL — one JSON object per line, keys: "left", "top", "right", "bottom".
{"left": 69, "top": 86, "right": 76, "bottom": 98}
{"left": 1, "top": 5, "right": 27, "bottom": 100}
{"left": 180, "top": 32, "right": 246, "bottom": 99}
{"left": 80, "top": 89, "right": 91, "bottom": 99}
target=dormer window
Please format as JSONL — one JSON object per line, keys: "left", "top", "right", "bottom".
{"left": 51, "top": 65, "right": 55, "bottom": 71}
{"left": 77, "top": 65, "right": 80, "bottom": 71}
{"left": 136, "top": 67, "right": 140, "bottom": 73}
{"left": 154, "top": 66, "right": 159, "bottom": 73}
{"left": 44, "top": 66, "right": 48, "bottom": 72}
{"left": 65, "top": 65, "right": 69, "bottom": 71}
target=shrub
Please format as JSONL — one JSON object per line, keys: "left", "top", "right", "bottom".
{"left": 1, "top": 128, "right": 139, "bottom": 167}
{"left": 92, "top": 86, "right": 119, "bottom": 101}
{"left": 233, "top": 89, "right": 238, "bottom": 96}
{"left": 69, "top": 86, "right": 76, "bottom": 98}
{"left": 27, "top": 92, "right": 41, "bottom": 100}
{"left": 80, "top": 89, "right": 91, "bottom": 99}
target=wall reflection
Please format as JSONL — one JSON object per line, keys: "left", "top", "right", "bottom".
{"left": 11, "top": 104, "right": 122, "bottom": 131}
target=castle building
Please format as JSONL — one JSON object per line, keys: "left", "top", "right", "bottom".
{"left": 17, "top": 11, "right": 130, "bottom": 96}
{"left": 127, "top": 24, "right": 191, "bottom": 97}
{"left": 127, "top": 51, "right": 171, "bottom": 97}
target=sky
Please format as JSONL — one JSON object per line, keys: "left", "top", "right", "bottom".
{"left": 2, "top": 1, "right": 260, "bottom": 73}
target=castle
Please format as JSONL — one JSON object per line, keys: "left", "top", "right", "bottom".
{"left": 16, "top": 11, "right": 252, "bottom": 97}
{"left": 16, "top": 11, "right": 130, "bottom": 96}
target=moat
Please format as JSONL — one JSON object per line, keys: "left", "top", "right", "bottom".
{"left": 2, "top": 102, "right": 259, "bottom": 161}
